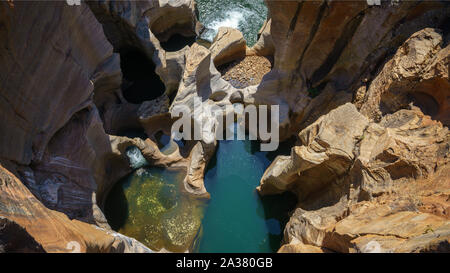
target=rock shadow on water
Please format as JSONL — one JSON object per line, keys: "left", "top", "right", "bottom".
{"left": 257, "top": 192, "right": 297, "bottom": 252}
{"left": 196, "top": 134, "right": 297, "bottom": 253}
{"left": 104, "top": 166, "right": 205, "bottom": 252}
{"left": 104, "top": 180, "right": 129, "bottom": 231}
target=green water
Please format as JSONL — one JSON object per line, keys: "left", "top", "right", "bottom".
{"left": 104, "top": 166, "right": 205, "bottom": 252}
{"left": 196, "top": 138, "right": 297, "bottom": 253}
{"left": 196, "top": 0, "right": 268, "bottom": 46}
{"left": 105, "top": 136, "right": 296, "bottom": 253}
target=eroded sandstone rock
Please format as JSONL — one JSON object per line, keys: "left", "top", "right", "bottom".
{"left": 262, "top": 104, "right": 449, "bottom": 252}
{"left": 253, "top": 0, "right": 449, "bottom": 140}
{"left": 359, "top": 28, "right": 449, "bottom": 126}
{"left": 210, "top": 27, "right": 247, "bottom": 67}
{"left": 0, "top": 165, "right": 151, "bottom": 253}
{"left": 248, "top": 18, "right": 275, "bottom": 57}
{"left": 258, "top": 103, "right": 369, "bottom": 198}
{"left": 0, "top": 1, "right": 171, "bottom": 251}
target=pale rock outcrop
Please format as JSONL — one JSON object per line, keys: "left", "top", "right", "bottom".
{"left": 248, "top": 18, "right": 275, "bottom": 57}
{"left": 253, "top": 0, "right": 449, "bottom": 140}
{"left": 261, "top": 104, "right": 449, "bottom": 252}
{"left": 170, "top": 43, "right": 235, "bottom": 194}
{"left": 359, "top": 28, "right": 449, "bottom": 126}
{"left": 210, "top": 27, "right": 247, "bottom": 67}
{"left": 172, "top": 43, "right": 234, "bottom": 106}
{"left": 258, "top": 103, "right": 369, "bottom": 198}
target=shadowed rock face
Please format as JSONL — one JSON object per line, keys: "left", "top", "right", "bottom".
{"left": 120, "top": 48, "right": 166, "bottom": 104}
{"left": 0, "top": 1, "right": 157, "bottom": 252}
{"left": 0, "top": 217, "right": 45, "bottom": 253}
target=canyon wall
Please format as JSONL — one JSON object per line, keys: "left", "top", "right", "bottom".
{"left": 256, "top": 1, "right": 450, "bottom": 252}
{"left": 0, "top": 1, "right": 153, "bottom": 252}
{"left": 252, "top": 0, "right": 449, "bottom": 140}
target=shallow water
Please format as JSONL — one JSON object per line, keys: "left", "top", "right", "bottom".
{"left": 195, "top": 137, "right": 297, "bottom": 253}
{"left": 104, "top": 166, "right": 205, "bottom": 252}
{"left": 196, "top": 0, "right": 268, "bottom": 46}
{"left": 105, "top": 135, "right": 296, "bottom": 253}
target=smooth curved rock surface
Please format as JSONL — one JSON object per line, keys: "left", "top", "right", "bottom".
{"left": 210, "top": 27, "right": 247, "bottom": 67}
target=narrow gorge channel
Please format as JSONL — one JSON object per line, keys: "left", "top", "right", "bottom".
{"left": 102, "top": 0, "right": 292, "bottom": 253}
{"left": 104, "top": 135, "right": 297, "bottom": 252}
{"left": 197, "top": 133, "right": 296, "bottom": 253}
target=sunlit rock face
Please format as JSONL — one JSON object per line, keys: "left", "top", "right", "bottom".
{"left": 257, "top": 26, "right": 450, "bottom": 252}
{"left": 253, "top": 0, "right": 449, "bottom": 140}
{"left": 260, "top": 103, "right": 450, "bottom": 252}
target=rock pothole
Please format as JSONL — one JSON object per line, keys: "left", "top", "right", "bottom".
{"left": 119, "top": 48, "right": 166, "bottom": 104}
{"left": 218, "top": 55, "right": 273, "bottom": 88}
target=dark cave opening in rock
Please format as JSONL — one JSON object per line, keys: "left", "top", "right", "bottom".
{"left": 407, "top": 92, "right": 440, "bottom": 118}
{"left": 116, "top": 127, "right": 149, "bottom": 140}
{"left": 159, "top": 33, "right": 196, "bottom": 52}
{"left": 120, "top": 49, "right": 165, "bottom": 104}
{"left": 380, "top": 79, "right": 449, "bottom": 126}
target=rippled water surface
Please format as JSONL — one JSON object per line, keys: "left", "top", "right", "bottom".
{"left": 196, "top": 0, "right": 268, "bottom": 46}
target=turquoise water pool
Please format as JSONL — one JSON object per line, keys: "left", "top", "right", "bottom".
{"left": 196, "top": 0, "right": 268, "bottom": 46}
{"left": 196, "top": 138, "right": 297, "bottom": 253}
{"left": 105, "top": 135, "right": 296, "bottom": 253}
